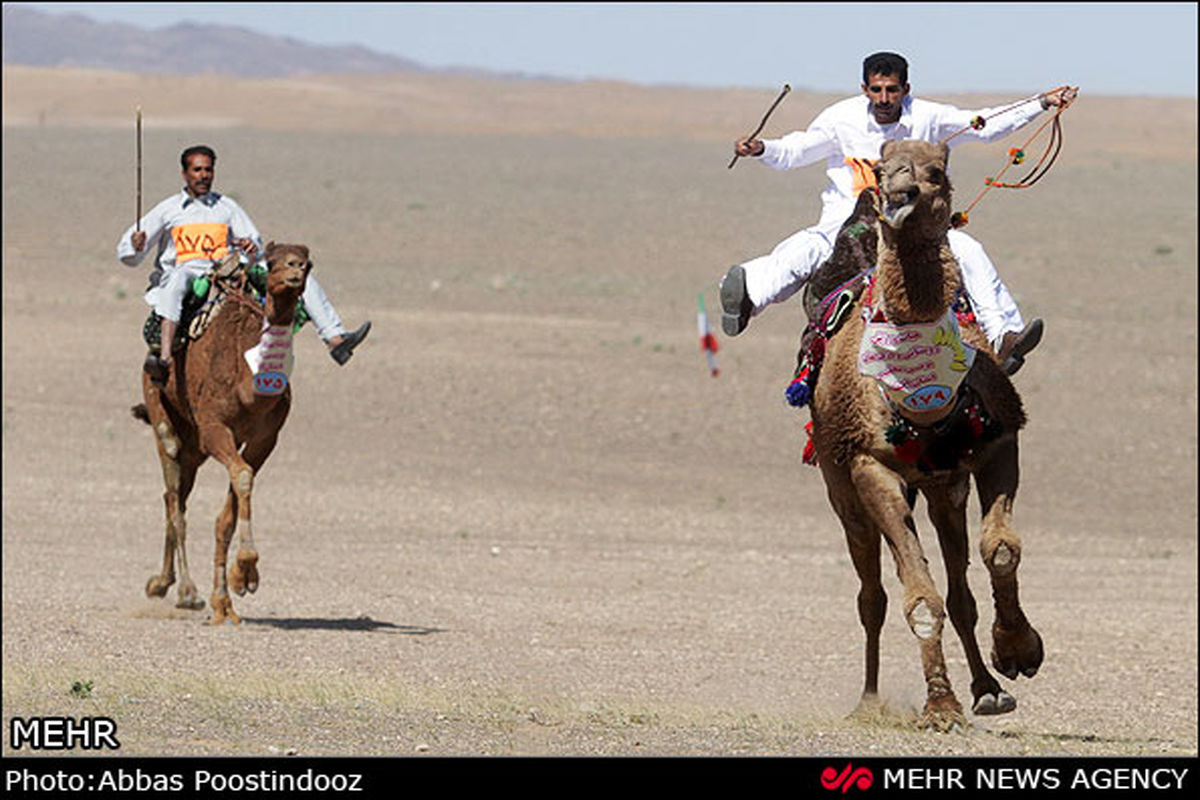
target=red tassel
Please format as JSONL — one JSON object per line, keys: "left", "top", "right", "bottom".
{"left": 895, "top": 438, "right": 922, "bottom": 462}
{"left": 802, "top": 420, "right": 818, "bottom": 466}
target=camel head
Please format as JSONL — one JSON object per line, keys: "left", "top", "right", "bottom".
{"left": 874, "top": 139, "right": 952, "bottom": 237}
{"left": 260, "top": 242, "right": 312, "bottom": 324}
{"left": 262, "top": 242, "right": 312, "bottom": 297}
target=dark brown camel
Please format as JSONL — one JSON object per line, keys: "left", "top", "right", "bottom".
{"left": 132, "top": 243, "right": 311, "bottom": 624}
{"left": 808, "top": 140, "right": 1042, "bottom": 730}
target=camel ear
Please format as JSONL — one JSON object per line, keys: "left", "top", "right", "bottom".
{"left": 264, "top": 241, "right": 276, "bottom": 258}
{"left": 880, "top": 139, "right": 900, "bottom": 161}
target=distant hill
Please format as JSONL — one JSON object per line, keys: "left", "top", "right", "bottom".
{"left": 2, "top": 5, "right": 430, "bottom": 78}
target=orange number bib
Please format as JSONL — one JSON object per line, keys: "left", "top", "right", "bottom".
{"left": 845, "top": 157, "right": 879, "bottom": 195}
{"left": 171, "top": 222, "right": 229, "bottom": 263}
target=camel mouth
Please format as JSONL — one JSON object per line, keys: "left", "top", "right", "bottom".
{"left": 881, "top": 198, "right": 915, "bottom": 228}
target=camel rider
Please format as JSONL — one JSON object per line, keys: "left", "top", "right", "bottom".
{"left": 117, "top": 144, "right": 371, "bottom": 385}
{"left": 721, "top": 51, "right": 1077, "bottom": 375}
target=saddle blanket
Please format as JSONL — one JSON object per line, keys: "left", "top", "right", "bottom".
{"left": 858, "top": 308, "right": 976, "bottom": 414}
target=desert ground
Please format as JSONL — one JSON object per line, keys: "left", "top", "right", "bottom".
{"left": 2, "top": 66, "right": 1196, "bottom": 757}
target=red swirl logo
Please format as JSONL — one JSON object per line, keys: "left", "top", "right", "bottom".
{"left": 821, "top": 764, "right": 874, "bottom": 793}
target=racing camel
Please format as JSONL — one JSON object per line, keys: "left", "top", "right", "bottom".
{"left": 133, "top": 243, "right": 311, "bottom": 624}
{"left": 807, "top": 139, "right": 1043, "bottom": 730}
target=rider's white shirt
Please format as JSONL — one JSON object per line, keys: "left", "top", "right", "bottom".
{"left": 758, "top": 94, "right": 1045, "bottom": 237}
{"left": 116, "top": 189, "right": 263, "bottom": 272}
{"left": 114, "top": 189, "right": 346, "bottom": 340}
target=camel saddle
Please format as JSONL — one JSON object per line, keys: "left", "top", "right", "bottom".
{"left": 785, "top": 190, "right": 881, "bottom": 410}
{"left": 141, "top": 255, "right": 310, "bottom": 352}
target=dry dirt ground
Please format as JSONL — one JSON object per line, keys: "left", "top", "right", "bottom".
{"left": 2, "top": 67, "right": 1196, "bottom": 757}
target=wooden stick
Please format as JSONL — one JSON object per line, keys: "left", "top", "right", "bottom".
{"left": 135, "top": 106, "right": 142, "bottom": 232}
{"left": 728, "top": 83, "right": 790, "bottom": 169}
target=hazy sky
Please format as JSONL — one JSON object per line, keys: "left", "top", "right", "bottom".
{"left": 14, "top": 2, "right": 1199, "bottom": 97}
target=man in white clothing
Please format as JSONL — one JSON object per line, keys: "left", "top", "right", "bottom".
{"left": 721, "top": 52, "right": 1075, "bottom": 375}
{"left": 118, "top": 145, "right": 370, "bottom": 384}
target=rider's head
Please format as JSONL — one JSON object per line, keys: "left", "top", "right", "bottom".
{"left": 180, "top": 145, "right": 216, "bottom": 198}
{"left": 861, "top": 52, "right": 910, "bottom": 126}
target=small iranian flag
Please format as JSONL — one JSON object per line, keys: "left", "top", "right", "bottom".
{"left": 698, "top": 294, "right": 720, "bottom": 377}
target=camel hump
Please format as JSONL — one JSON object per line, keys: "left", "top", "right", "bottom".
{"left": 804, "top": 189, "right": 879, "bottom": 320}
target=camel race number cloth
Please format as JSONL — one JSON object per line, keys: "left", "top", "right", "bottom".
{"left": 244, "top": 322, "right": 295, "bottom": 396}
{"left": 858, "top": 309, "right": 976, "bottom": 414}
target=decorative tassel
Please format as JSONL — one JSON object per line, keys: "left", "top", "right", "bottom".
{"left": 886, "top": 419, "right": 922, "bottom": 462}
{"left": 785, "top": 368, "right": 812, "bottom": 407}
{"left": 809, "top": 335, "right": 826, "bottom": 362}
{"left": 895, "top": 438, "right": 923, "bottom": 463}
{"left": 802, "top": 420, "right": 818, "bottom": 466}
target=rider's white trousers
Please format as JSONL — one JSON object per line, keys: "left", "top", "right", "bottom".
{"left": 738, "top": 226, "right": 1024, "bottom": 349}
{"left": 148, "top": 267, "right": 347, "bottom": 342}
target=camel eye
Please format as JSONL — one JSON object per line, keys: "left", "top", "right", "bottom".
{"left": 925, "top": 166, "right": 944, "bottom": 184}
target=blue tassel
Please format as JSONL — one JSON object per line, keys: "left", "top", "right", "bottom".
{"left": 785, "top": 377, "right": 811, "bottom": 408}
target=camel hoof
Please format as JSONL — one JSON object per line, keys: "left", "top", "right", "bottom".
{"left": 973, "top": 691, "right": 1016, "bottom": 716}
{"left": 229, "top": 550, "right": 259, "bottom": 596}
{"left": 145, "top": 574, "right": 173, "bottom": 598}
{"left": 992, "top": 623, "right": 1044, "bottom": 680}
{"left": 918, "top": 695, "right": 966, "bottom": 733}
{"left": 917, "top": 708, "right": 968, "bottom": 733}
{"left": 175, "top": 594, "right": 205, "bottom": 611}
{"left": 209, "top": 595, "right": 242, "bottom": 626}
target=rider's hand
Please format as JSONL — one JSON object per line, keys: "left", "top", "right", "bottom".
{"left": 131, "top": 231, "right": 147, "bottom": 252}
{"left": 235, "top": 238, "right": 257, "bottom": 258}
{"left": 1041, "top": 86, "right": 1078, "bottom": 109}
{"left": 735, "top": 137, "right": 765, "bottom": 158}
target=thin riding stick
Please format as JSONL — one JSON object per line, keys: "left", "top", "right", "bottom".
{"left": 135, "top": 106, "right": 143, "bottom": 232}
{"left": 728, "top": 83, "right": 790, "bottom": 169}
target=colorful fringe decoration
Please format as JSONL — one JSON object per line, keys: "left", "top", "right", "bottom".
{"left": 786, "top": 368, "right": 812, "bottom": 407}
{"left": 802, "top": 420, "right": 818, "bottom": 466}
{"left": 884, "top": 397, "right": 1004, "bottom": 473}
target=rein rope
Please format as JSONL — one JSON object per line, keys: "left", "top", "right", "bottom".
{"left": 943, "top": 86, "right": 1076, "bottom": 229}
{"left": 186, "top": 255, "right": 263, "bottom": 342}
{"left": 209, "top": 252, "right": 266, "bottom": 320}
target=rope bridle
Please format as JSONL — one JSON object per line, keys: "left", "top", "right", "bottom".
{"left": 943, "top": 86, "right": 1075, "bottom": 228}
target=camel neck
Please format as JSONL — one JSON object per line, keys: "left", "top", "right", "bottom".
{"left": 876, "top": 235, "right": 955, "bottom": 324}
{"left": 263, "top": 293, "right": 300, "bottom": 329}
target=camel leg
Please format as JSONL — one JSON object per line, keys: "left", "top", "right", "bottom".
{"left": 167, "top": 451, "right": 205, "bottom": 610}
{"left": 975, "top": 436, "right": 1043, "bottom": 680}
{"left": 210, "top": 486, "right": 241, "bottom": 625}
{"left": 142, "top": 392, "right": 205, "bottom": 610}
{"left": 849, "top": 455, "right": 965, "bottom": 731}
{"left": 823, "top": 468, "right": 888, "bottom": 715}
{"left": 227, "top": 428, "right": 283, "bottom": 597}
{"left": 199, "top": 423, "right": 258, "bottom": 625}
{"left": 924, "top": 479, "right": 1015, "bottom": 715}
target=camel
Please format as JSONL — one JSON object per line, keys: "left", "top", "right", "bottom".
{"left": 132, "top": 242, "right": 311, "bottom": 624}
{"left": 807, "top": 139, "right": 1042, "bottom": 731}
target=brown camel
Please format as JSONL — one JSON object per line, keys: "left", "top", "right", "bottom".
{"left": 132, "top": 243, "right": 311, "bottom": 624}
{"left": 808, "top": 139, "right": 1042, "bottom": 731}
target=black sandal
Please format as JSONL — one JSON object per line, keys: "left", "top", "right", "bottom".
{"left": 144, "top": 353, "right": 171, "bottom": 386}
